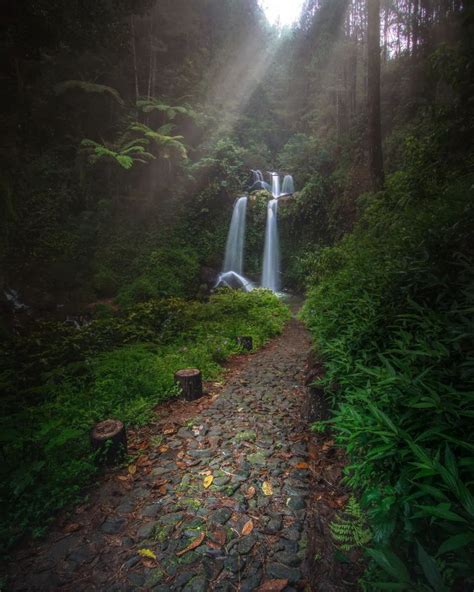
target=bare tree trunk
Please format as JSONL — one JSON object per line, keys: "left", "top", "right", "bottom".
{"left": 367, "top": 0, "right": 384, "bottom": 190}
{"left": 131, "top": 15, "right": 140, "bottom": 101}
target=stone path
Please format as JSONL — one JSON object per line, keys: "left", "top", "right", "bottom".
{"left": 9, "top": 317, "right": 314, "bottom": 591}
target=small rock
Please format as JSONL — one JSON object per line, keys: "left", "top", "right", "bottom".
{"left": 209, "top": 507, "right": 232, "bottom": 525}
{"left": 137, "top": 522, "right": 155, "bottom": 539}
{"left": 266, "top": 563, "right": 302, "bottom": 584}
{"left": 101, "top": 517, "right": 126, "bottom": 534}
{"left": 183, "top": 575, "right": 208, "bottom": 592}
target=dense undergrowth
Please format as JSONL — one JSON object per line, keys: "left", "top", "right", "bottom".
{"left": 302, "top": 149, "right": 474, "bottom": 588}
{"left": 0, "top": 290, "right": 289, "bottom": 554}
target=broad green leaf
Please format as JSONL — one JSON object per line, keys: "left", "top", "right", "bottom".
{"left": 438, "top": 533, "right": 474, "bottom": 555}
{"left": 366, "top": 548, "right": 410, "bottom": 582}
{"left": 417, "top": 541, "right": 448, "bottom": 592}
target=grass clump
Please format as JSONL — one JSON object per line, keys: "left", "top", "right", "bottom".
{"left": 0, "top": 289, "right": 289, "bottom": 553}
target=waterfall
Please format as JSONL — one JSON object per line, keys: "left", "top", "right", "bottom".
{"left": 271, "top": 173, "right": 280, "bottom": 198}
{"left": 223, "top": 196, "right": 247, "bottom": 275}
{"left": 281, "top": 175, "right": 295, "bottom": 195}
{"left": 261, "top": 199, "right": 281, "bottom": 292}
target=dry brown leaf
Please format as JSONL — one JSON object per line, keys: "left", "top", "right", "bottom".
{"left": 257, "top": 579, "right": 288, "bottom": 591}
{"left": 203, "top": 475, "right": 214, "bottom": 489}
{"left": 163, "top": 427, "right": 176, "bottom": 435}
{"left": 245, "top": 486, "right": 256, "bottom": 499}
{"left": 128, "top": 464, "right": 137, "bottom": 475}
{"left": 159, "top": 445, "right": 169, "bottom": 453}
{"left": 241, "top": 519, "right": 254, "bottom": 536}
{"left": 295, "top": 462, "right": 310, "bottom": 469}
{"left": 176, "top": 461, "right": 187, "bottom": 469}
{"left": 158, "top": 485, "right": 168, "bottom": 495}
{"left": 262, "top": 481, "right": 273, "bottom": 496}
{"left": 63, "top": 523, "right": 81, "bottom": 534}
{"left": 176, "top": 531, "right": 205, "bottom": 556}
{"left": 210, "top": 529, "right": 226, "bottom": 546}
{"left": 117, "top": 475, "right": 129, "bottom": 482}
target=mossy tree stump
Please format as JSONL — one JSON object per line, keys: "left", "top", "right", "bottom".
{"left": 90, "top": 419, "right": 127, "bottom": 465}
{"left": 237, "top": 336, "right": 253, "bottom": 351}
{"left": 174, "top": 368, "right": 203, "bottom": 401}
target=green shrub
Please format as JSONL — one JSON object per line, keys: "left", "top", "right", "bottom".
{"left": 0, "top": 290, "right": 289, "bottom": 553}
{"left": 302, "top": 173, "right": 474, "bottom": 589}
{"left": 116, "top": 246, "right": 200, "bottom": 306}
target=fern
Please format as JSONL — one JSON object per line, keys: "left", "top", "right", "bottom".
{"left": 129, "top": 122, "right": 188, "bottom": 160}
{"left": 55, "top": 81, "right": 125, "bottom": 106}
{"left": 330, "top": 496, "right": 372, "bottom": 551}
{"left": 136, "top": 97, "right": 195, "bottom": 120}
{"left": 80, "top": 139, "right": 155, "bottom": 170}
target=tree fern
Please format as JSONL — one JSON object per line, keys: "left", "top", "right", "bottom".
{"left": 330, "top": 496, "right": 372, "bottom": 551}
{"left": 129, "top": 122, "right": 188, "bottom": 160}
{"left": 80, "top": 138, "right": 155, "bottom": 170}
{"left": 55, "top": 81, "right": 125, "bottom": 106}
{"left": 136, "top": 97, "right": 195, "bottom": 120}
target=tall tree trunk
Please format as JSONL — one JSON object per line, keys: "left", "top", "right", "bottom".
{"left": 367, "top": 0, "right": 384, "bottom": 190}
{"left": 131, "top": 15, "right": 140, "bottom": 102}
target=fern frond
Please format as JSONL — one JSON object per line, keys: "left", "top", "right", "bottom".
{"left": 55, "top": 81, "right": 124, "bottom": 106}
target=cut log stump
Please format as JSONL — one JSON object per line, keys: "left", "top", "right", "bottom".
{"left": 237, "top": 336, "right": 253, "bottom": 351}
{"left": 90, "top": 419, "right": 127, "bottom": 465}
{"left": 174, "top": 368, "right": 203, "bottom": 401}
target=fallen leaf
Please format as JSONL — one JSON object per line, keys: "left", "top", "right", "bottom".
{"left": 245, "top": 486, "right": 256, "bottom": 499}
{"left": 63, "top": 523, "right": 81, "bottom": 533}
{"left": 257, "top": 579, "right": 288, "bottom": 591}
{"left": 159, "top": 445, "right": 169, "bottom": 453}
{"left": 117, "top": 475, "right": 129, "bottom": 482}
{"left": 163, "top": 427, "right": 176, "bottom": 435}
{"left": 262, "top": 481, "right": 273, "bottom": 496}
{"left": 138, "top": 548, "right": 157, "bottom": 560}
{"left": 203, "top": 475, "right": 214, "bottom": 489}
{"left": 241, "top": 519, "right": 254, "bottom": 536}
{"left": 158, "top": 485, "right": 168, "bottom": 495}
{"left": 210, "top": 529, "right": 226, "bottom": 546}
{"left": 176, "top": 532, "right": 205, "bottom": 556}
{"left": 295, "top": 462, "right": 310, "bottom": 469}
{"left": 128, "top": 464, "right": 137, "bottom": 475}
{"left": 176, "top": 461, "right": 187, "bottom": 469}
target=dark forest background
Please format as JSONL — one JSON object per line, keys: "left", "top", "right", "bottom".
{"left": 1, "top": 1, "right": 473, "bottom": 589}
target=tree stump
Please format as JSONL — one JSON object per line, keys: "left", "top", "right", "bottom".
{"left": 90, "top": 419, "right": 127, "bottom": 465}
{"left": 174, "top": 368, "right": 203, "bottom": 401}
{"left": 237, "top": 336, "right": 253, "bottom": 351}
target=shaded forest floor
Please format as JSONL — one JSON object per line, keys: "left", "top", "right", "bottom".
{"left": 6, "top": 313, "right": 358, "bottom": 591}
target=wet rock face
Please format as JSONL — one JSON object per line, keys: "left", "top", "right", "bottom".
{"left": 8, "top": 317, "right": 313, "bottom": 591}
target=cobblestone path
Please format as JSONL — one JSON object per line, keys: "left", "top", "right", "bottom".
{"left": 10, "top": 317, "right": 313, "bottom": 591}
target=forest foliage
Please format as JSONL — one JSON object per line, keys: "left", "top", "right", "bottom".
{"left": 1, "top": 0, "right": 473, "bottom": 589}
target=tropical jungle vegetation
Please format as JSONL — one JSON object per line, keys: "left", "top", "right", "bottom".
{"left": 1, "top": 0, "right": 473, "bottom": 590}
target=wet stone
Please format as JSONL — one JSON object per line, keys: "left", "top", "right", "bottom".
{"left": 137, "top": 522, "right": 155, "bottom": 539}
{"left": 183, "top": 575, "right": 208, "bottom": 592}
{"left": 274, "top": 551, "right": 302, "bottom": 567}
{"left": 142, "top": 503, "right": 161, "bottom": 518}
{"left": 128, "top": 572, "right": 146, "bottom": 587}
{"left": 144, "top": 568, "right": 165, "bottom": 588}
{"left": 174, "top": 570, "right": 196, "bottom": 588}
{"left": 235, "top": 430, "right": 257, "bottom": 443}
{"left": 101, "top": 517, "right": 127, "bottom": 534}
{"left": 238, "top": 534, "right": 257, "bottom": 554}
{"left": 267, "top": 563, "right": 302, "bottom": 584}
{"left": 286, "top": 496, "right": 306, "bottom": 511}
{"left": 247, "top": 452, "right": 266, "bottom": 465}
{"left": 209, "top": 507, "right": 232, "bottom": 525}
{"left": 159, "top": 512, "right": 184, "bottom": 526}
{"left": 265, "top": 516, "right": 283, "bottom": 533}
{"left": 282, "top": 526, "right": 301, "bottom": 541}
